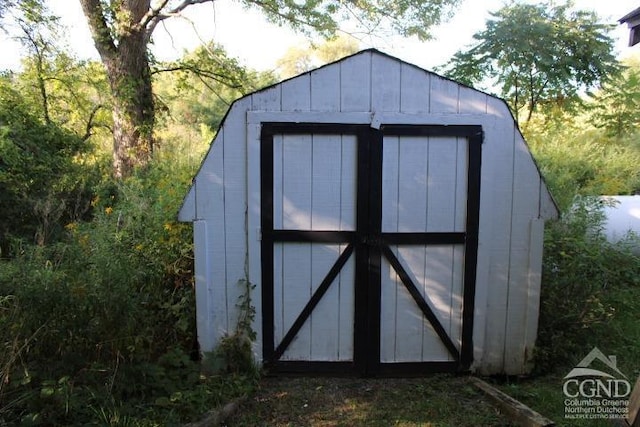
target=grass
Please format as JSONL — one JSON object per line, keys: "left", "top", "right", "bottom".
{"left": 229, "top": 374, "right": 513, "bottom": 427}
{"left": 496, "top": 374, "right": 632, "bottom": 427}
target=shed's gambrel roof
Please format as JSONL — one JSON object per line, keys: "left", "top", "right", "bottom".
{"left": 179, "top": 48, "right": 558, "bottom": 222}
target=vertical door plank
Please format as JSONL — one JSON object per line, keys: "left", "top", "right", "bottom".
{"left": 273, "top": 242, "right": 284, "bottom": 345}
{"left": 340, "top": 135, "right": 358, "bottom": 231}
{"left": 272, "top": 135, "right": 284, "bottom": 230}
{"left": 398, "top": 136, "right": 428, "bottom": 232}
{"left": 426, "top": 137, "right": 457, "bottom": 232}
{"left": 309, "top": 135, "right": 342, "bottom": 359}
{"left": 337, "top": 254, "right": 355, "bottom": 361}
{"left": 310, "top": 244, "right": 341, "bottom": 360}
{"left": 380, "top": 256, "right": 399, "bottom": 362}
{"left": 281, "top": 242, "right": 312, "bottom": 360}
{"left": 382, "top": 136, "right": 400, "bottom": 233}
{"left": 280, "top": 134, "right": 313, "bottom": 359}
{"left": 311, "top": 135, "right": 343, "bottom": 231}
{"left": 380, "top": 136, "right": 400, "bottom": 361}
{"left": 421, "top": 245, "right": 457, "bottom": 361}
{"left": 449, "top": 245, "right": 465, "bottom": 359}
{"left": 454, "top": 138, "right": 468, "bottom": 232}
{"left": 282, "top": 135, "right": 312, "bottom": 230}
{"left": 393, "top": 267, "right": 424, "bottom": 362}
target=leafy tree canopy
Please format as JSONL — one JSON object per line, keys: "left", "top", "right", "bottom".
{"left": 153, "top": 42, "right": 276, "bottom": 164}
{"left": 0, "top": 78, "right": 94, "bottom": 250}
{"left": 588, "top": 56, "right": 640, "bottom": 137}
{"left": 439, "top": 0, "right": 619, "bottom": 125}
{"left": 276, "top": 34, "right": 360, "bottom": 79}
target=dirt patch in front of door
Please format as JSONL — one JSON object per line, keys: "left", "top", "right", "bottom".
{"left": 227, "top": 374, "right": 513, "bottom": 426}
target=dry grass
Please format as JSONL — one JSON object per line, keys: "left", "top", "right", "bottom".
{"left": 228, "top": 374, "right": 514, "bottom": 427}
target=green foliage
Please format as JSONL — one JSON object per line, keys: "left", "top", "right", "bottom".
{"left": 0, "top": 79, "right": 97, "bottom": 251}
{"left": 529, "top": 106, "right": 640, "bottom": 376}
{"left": 0, "top": 38, "right": 265, "bottom": 424}
{"left": 527, "top": 122, "right": 640, "bottom": 211}
{"left": 240, "top": 0, "right": 461, "bottom": 40}
{"left": 153, "top": 42, "right": 275, "bottom": 164}
{"left": 588, "top": 56, "right": 640, "bottom": 137}
{"left": 440, "top": 0, "right": 618, "bottom": 125}
{"left": 0, "top": 157, "right": 258, "bottom": 424}
{"left": 534, "top": 197, "right": 640, "bottom": 374}
{"left": 205, "top": 280, "right": 259, "bottom": 376}
{"left": 275, "top": 34, "right": 360, "bottom": 78}
{"left": 16, "top": 56, "right": 112, "bottom": 143}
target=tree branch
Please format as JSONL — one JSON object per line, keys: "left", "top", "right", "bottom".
{"left": 244, "top": 0, "right": 333, "bottom": 35}
{"left": 78, "top": 0, "right": 117, "bottom": 61}
{"left": 151, "top": 64, "right": 243, "bottom": 89}
{"left": 82, "top": 105, "right": 104, "bottom": 142}
{"left": 136, "top": 0, "right": 171, "bottom": 34}
{"left": 18, "top": 21, "right": 51, "bottom": 124}
{"left": 143, "top": 0, "right": 213, "bottom": 38}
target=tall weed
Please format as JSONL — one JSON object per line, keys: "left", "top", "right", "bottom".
{"left": 0, "top": 157, "right": 256, "bottom": 425}
{"left": 528, "top": 126, "right": 640, "bottom": 210}
{"left": 535, "top": 196, "right": 640, "bottom": 374}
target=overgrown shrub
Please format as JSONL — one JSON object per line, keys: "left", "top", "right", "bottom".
{"left": 527, "top": 124, "right": 640, "bottom": 211}
{"left": 0, "top": 81, "right": 99, "bottom": 254}
{"left": 0, "top": 158, "right": 260, "bottom": 425}
{"left": 534, "top": 196, "right": 640, "bottom": 374}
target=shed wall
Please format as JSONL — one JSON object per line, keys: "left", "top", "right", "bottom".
{"left": 179, "top": 50, "right": 557, "bottom": 375}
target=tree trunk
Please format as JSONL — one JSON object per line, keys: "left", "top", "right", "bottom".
{"left": 79, "top": 0, "right": 154, "bottom": 178}
{"left": 105, "top": 34, "right": 155, "bottom": 178}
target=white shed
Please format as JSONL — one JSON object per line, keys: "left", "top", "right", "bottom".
{"left": 178, "top": 49, "right": 559, "bottom": 376}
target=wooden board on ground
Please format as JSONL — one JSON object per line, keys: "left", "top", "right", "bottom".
{"left": 471, "top": 377, "right": 555, "bottom": 427}
{"left": 629, "top": 375, "right": 640, "bottom": 427}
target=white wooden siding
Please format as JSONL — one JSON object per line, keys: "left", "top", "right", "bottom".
{"left": 480, "top": 119, "right": 516, "bottom": 373}
{"left": 340, "top": 53, "right": 371, "bottom": 111}
{"left": 221, "top": 101, "right": 250, "bottom": 331}
{"left": 179, "top": 49, "right": 559, "bottom": 374}
{"left": 504, "top": 137, "right": 545, "bottom": 374}
{"left": 311, "top": 64, "right": 340, "bottom": 111}
{"left": 372, "top": 53, "right": 401, "bottom": 112}
{"left": 400, "top": 62, "right": 430, "bottom": 113}
{"left": 430, "top": 75, "right": 459, "bottom": 113}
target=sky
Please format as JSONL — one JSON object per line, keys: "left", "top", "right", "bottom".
{"left": 1, "top": 0, "right": 639, "bottom": 73}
